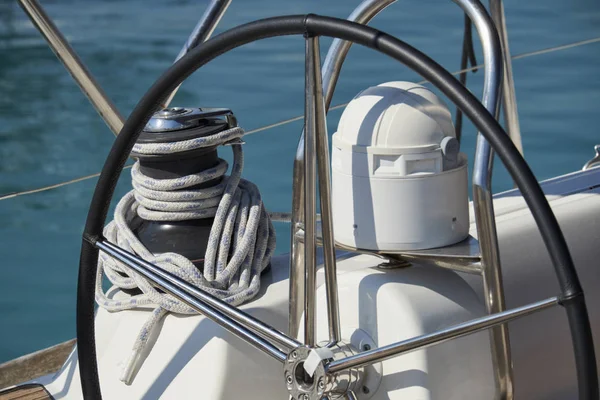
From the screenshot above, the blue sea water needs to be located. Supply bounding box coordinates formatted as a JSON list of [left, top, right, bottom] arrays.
[[0, 0, 599, 363]]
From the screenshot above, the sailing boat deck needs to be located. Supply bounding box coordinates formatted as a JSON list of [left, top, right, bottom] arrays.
[[0, 384, 52, 400]]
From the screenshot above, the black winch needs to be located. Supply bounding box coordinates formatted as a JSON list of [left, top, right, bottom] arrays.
[[131, 107, 238, 267]]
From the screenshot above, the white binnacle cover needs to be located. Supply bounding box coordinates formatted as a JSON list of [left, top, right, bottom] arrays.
[[331, 81, 469, 251]]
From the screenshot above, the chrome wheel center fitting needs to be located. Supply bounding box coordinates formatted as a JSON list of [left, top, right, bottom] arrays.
[[283, 343, 365, 400]]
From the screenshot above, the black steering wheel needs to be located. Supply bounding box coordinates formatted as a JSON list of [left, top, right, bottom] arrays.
[[77, 13, 598, 400]]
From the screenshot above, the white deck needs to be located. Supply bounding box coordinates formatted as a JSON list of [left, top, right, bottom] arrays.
[[14, 167, 600, 399]]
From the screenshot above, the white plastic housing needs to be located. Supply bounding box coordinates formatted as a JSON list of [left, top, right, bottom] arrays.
[[332, 81, 469, 251]]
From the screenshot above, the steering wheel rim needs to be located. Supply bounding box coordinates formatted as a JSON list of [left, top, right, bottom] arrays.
[[78, 14, 598, 399]]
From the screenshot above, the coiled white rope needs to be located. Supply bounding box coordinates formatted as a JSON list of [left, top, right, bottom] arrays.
[[95, 126, 276, 384]]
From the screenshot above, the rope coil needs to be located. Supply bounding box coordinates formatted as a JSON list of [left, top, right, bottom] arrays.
[[95, 126, 276, 384]]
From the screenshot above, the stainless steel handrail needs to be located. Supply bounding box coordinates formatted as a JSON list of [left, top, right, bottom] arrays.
[[583, 145, 600, 170], [321, 0, 397, 110], [161, 0, 232, 108], [489, 0, 523, 156], [289, 0, 513, 398], [17, 0, 125, 136], [465, 1, 514, 396], [18, 0, 231, 135]]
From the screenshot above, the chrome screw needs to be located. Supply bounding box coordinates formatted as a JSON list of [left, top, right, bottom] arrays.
[[286, 375, 293, 385], [318, 378, 325, 390], [292, 351, 298, 359]]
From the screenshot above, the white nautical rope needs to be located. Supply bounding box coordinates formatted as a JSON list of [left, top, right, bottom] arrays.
[[95, 126, 276, 384]]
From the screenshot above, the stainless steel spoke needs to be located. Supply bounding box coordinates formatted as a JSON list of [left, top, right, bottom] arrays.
[[327, 297, 558, 374], [289, 0, 396, 340], [96, 240, 294, 361], [302, 34, 341, 346], [311, 36, 342, 345], [303, 36, 319, 347]]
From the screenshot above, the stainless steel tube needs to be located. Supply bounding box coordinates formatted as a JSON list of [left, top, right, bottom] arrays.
[[327, 297, 558, 374], [17, 0, 125, 136], [345, 391, 359, 400], [288, 0, 396, 337], [312, 36, 342, 345], [289, 137, 306, 339], [475, 189, 514, 398], [489, 0, 523, 156], [461, 1, 513, 398], [583, 145, 600, 171], [19, 0, 232, 135], [97, 240, 297, 357], [161, 0, 232, 108], [303, 37, 319, 347], [321, 0, 397, 110]]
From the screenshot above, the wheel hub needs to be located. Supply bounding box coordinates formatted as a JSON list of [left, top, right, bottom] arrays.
[[284, 343, 364, 400]]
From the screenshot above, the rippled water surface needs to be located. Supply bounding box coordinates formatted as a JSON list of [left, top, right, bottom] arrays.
[[0, 0, 599, 362]]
